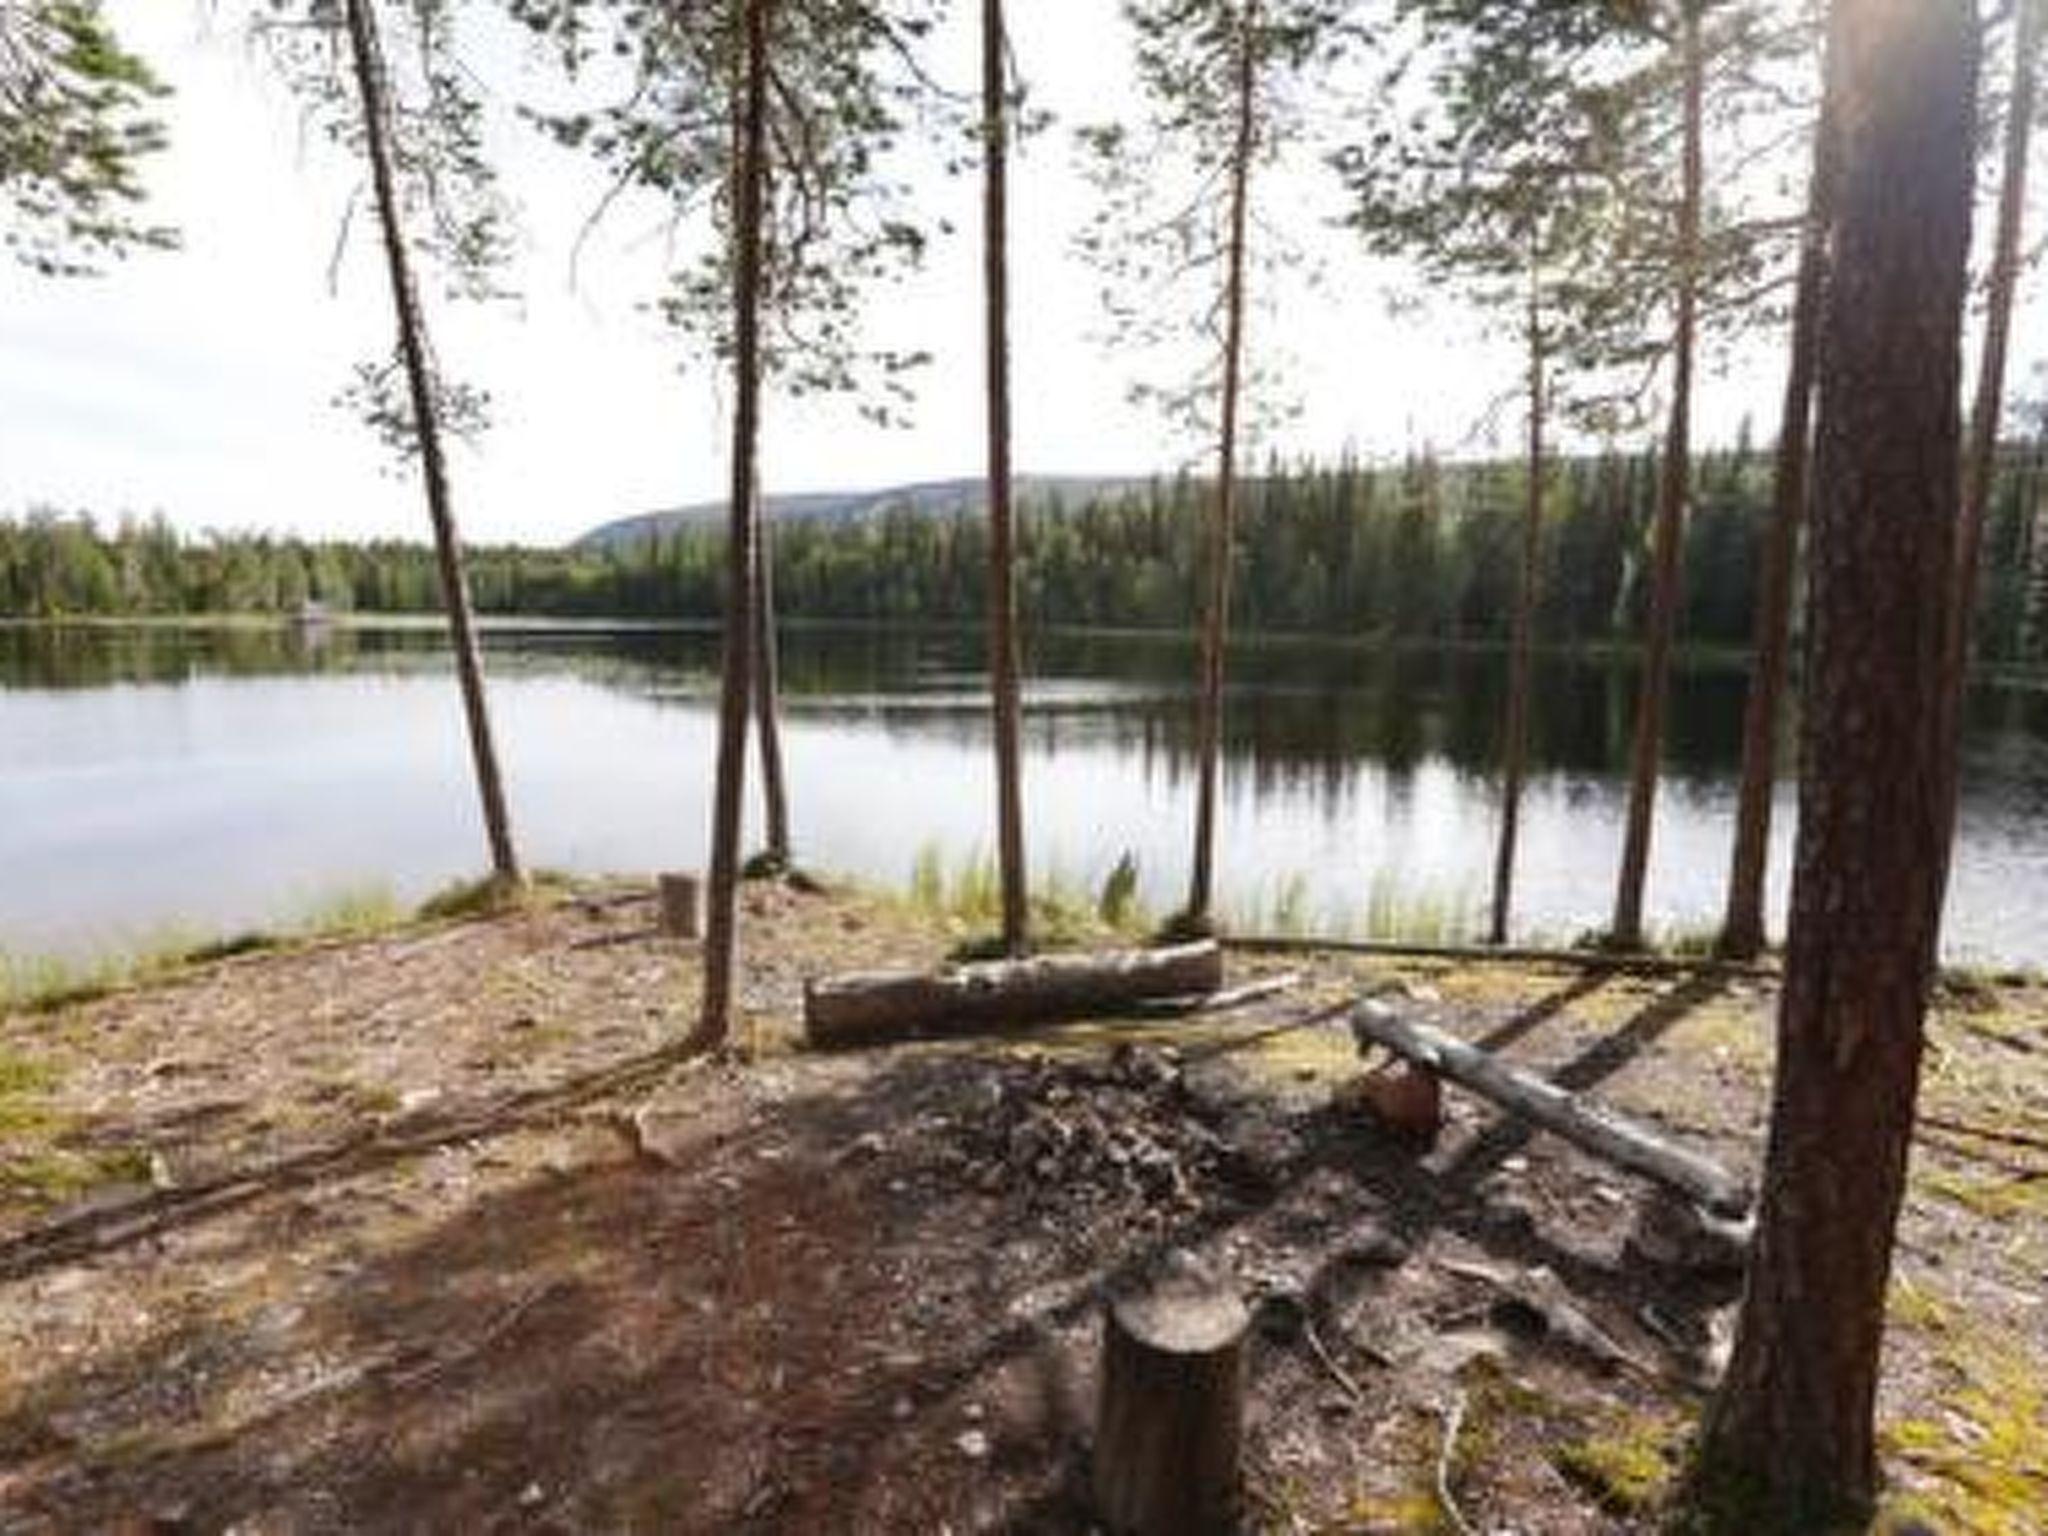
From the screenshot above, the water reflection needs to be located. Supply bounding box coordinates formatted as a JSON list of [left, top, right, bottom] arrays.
[[1, 620, 2043, 965]]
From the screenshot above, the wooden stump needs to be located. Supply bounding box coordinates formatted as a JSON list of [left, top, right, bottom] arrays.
[[657, 873, 702, 939], [1094, 1259, 1249, 1536]]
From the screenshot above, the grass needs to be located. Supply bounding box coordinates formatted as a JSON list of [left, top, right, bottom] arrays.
[[0, 873, 573, 1016], [904, 843, 1154, 959]]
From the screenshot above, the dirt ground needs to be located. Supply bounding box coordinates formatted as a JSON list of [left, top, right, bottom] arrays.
[[0, 878, 2043, 1534]]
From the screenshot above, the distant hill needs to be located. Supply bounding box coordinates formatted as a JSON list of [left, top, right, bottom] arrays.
[[572, 474, 1143, 552]]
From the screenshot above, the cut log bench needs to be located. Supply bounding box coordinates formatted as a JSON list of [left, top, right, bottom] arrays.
[[1348, 997, 1754, 1220], [803, 941, 1225, 1048], [1094, 1257, 1249, 1536], [656, 873, 702, 939]]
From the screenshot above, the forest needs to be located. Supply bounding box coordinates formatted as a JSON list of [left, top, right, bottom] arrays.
[[5, 0, 2048, 1530], [9, 440, 2048, 662]]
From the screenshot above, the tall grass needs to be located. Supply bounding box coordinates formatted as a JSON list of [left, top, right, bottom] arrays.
[[0, 881, 407, 1013], [903, 843, 1155, 955]]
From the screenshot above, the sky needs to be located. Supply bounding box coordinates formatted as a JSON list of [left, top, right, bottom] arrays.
[[0, 1, 2031, 549]]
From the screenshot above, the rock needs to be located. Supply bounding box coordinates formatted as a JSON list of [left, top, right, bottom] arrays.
[[838, 1131, 887, 1165], [1336, 1232, 1412, 1271], [955, 1428, 991, 1460], [1626, 1190, 1752, 1276]]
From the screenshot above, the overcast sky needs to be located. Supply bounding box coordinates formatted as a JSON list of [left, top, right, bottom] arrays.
[[1, 1, 2032, 550]]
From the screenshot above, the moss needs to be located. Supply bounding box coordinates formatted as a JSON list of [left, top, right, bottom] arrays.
[[1915, 1163, 2048, 1220], [1887, 1276, 1956, 1336], [0, 1049, 62, 1137], [1553, 1410, 1687, 1515], [1882, 1337, 2048, 1535], [1342, 1489, 1458, 1533], [0, 1145, 149, 1205]]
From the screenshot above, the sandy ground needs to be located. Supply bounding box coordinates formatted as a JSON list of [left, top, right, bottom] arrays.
[[0, 879, 2043, 1533]]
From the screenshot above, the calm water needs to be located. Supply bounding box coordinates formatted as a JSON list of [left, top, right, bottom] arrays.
[[2, 620, 2045, 964]]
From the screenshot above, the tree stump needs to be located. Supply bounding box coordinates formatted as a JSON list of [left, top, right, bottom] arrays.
[[1094, 1259, 1249, 1536], [657, 873, 702, 939]]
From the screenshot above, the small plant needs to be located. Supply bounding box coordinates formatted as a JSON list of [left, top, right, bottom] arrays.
[[1097, 852, 1140, 929]]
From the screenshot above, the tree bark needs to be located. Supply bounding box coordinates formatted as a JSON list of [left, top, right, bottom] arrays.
[[804, 940, 1222, 1048], [1093, 1262, 1248, 1536], [341, 0, 520, 887], [698, 0, 770, 1046], [1488, 273, 1545, 947], [1935, 0, 2041, 909], [751, 467, 791, 868], [1693, 1, 1977, 1523], [1717, 82, 1838, 961], [1183, 0, 1258, 930], [984, 0, 1029, 955], [1609, 0, 1703, 950]]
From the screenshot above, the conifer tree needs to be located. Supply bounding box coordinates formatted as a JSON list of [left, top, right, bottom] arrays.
[[1, 0, 173, 274]]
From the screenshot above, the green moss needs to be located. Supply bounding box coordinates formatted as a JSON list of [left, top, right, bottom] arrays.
[[1882, 1338, 2048, 1535], [0, 1048, 62, 1137], [1916, 1163, 2048, 1220], [1554, 1411, 1687, 1515], [0, 1145, 149, 1205], [1887, 1276, 1956, 1336]]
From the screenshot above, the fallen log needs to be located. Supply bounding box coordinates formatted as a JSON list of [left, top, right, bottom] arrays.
[[805, 941, 1223, 1048], [1348, 999, 1752, 1218], [1129, 970, 1300, 1018]]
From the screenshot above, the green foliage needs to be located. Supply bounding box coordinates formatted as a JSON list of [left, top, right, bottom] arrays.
[[253, 0, 515, 460], [11, 443, 2048, 663], [0, 0, 175, 273], [1077, 0, 1349, 445], [512, 0, 946, 420]]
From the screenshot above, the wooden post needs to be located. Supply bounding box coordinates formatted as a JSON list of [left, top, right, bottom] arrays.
[[658, 873, 702, 940], [1094, 1258, 1249, 1536]]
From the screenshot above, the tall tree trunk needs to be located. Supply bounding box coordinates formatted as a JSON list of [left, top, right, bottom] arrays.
[[984, 0, 1028, 955], [1935, 0, 2041, 907], [698, 0, 770, 1046], [1693, 1, 1977, 1524], [751, 469, 791, 868], [1184, 0, 1257, 930], [340, 0, 520, 887], [1609, 0, 1702, 950], [1487, 272, 1544, 947], [1716, 84, 1838, 961]]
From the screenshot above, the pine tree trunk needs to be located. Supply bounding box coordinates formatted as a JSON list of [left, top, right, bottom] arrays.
[[751, 468, 791, 868], [984, 0, 1028, 956], [1935, 0, 2041, 906], [341, 0, 520, 887], [1488, 280, 1544, 947], [344, 0, 520, 888], [1609, 1, 1702, 950], [1693, 2, 1977, 1524], [1184, 0, 1257, 930], [698, 0, 770, 1046], [1716, 86, 1837, 961]]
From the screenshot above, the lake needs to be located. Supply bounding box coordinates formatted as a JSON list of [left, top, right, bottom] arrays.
[[2, 619, 2045, 965]]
